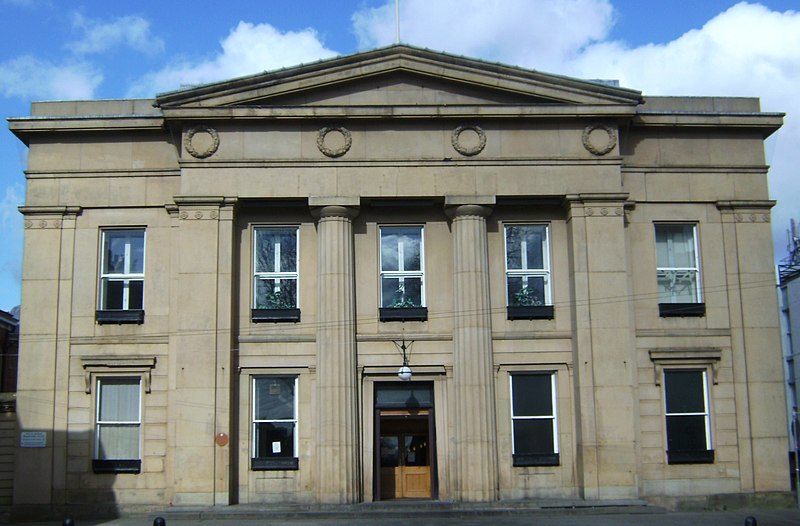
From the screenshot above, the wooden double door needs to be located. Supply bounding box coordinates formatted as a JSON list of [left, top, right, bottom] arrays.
[[378, 409, 433, 499]]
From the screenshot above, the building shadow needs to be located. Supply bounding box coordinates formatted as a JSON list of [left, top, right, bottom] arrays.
[[11, 427, 121, 522]]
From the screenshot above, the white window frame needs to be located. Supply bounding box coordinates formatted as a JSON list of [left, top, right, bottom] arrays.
[[509, 372, 559, 456], [99, 229, 145, 310], [379, 225, 426, 308], [504, 224, 551, 306], [655, 223, 702, 303], [253, 226, 300, 309], [251, 376, 299, 460], [663, 368, 712, 452], [94, 376, 142, 461]]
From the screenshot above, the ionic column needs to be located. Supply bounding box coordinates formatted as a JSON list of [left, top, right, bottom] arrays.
[[313, 204, 360, 503], [447, 200, 498, 502]]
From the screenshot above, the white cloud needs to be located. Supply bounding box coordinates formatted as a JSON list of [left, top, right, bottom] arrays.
[[67, 13, 165, 55], [563, 2, 800, 260], [0, 55, 102, 99], [351, 0, 800, 259], [352, 0, 615, 72], [0, 183, 24, 230], [127, 21, 338, 97]]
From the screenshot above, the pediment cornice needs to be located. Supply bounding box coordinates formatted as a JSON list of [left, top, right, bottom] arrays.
[[154, 45, 643, 109]]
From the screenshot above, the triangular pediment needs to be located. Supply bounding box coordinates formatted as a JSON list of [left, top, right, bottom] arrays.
[[155, 45, 642, 109]]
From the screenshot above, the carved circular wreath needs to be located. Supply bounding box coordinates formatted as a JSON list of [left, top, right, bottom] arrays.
[[184, 125, 220, 159], [581, 123, 617, 156], [317, 126, 352, 158], [451, 124, 486, 156]]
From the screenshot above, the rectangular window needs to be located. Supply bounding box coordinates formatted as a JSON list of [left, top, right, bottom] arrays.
[[253, 227, 300, 322], [505, 224, 553, 320], [510, 373, 559, 466], [97, 229, 145, 323], [94, 377, 141, 473], [252, 376, 298, 470], [664, 369, 714, 464], [379, 226, 427, 321], [655, 224, 704, 316]]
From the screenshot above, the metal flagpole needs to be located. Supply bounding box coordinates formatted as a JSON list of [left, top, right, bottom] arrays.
[[395, 0, 400, 44]]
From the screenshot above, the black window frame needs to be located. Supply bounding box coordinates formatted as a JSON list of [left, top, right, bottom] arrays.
[[664, 368, 714, 464], [510, 372, 560, 467], [251, 376, 299, 471]]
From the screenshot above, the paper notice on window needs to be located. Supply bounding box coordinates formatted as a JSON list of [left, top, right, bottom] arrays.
[[272, 441, 281, 454]]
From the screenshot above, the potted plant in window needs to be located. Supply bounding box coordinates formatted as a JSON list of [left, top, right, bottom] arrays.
[[512, 286, 543, 307], [380, 286, 428, 321], [507, 286, 553, 320], [252, 288, 301, 323]]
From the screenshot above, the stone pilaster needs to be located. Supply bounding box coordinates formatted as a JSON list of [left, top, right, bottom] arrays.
[[447, 200, 498, 502], [565, 196, 637, 500], [313, 203, 360, 503], [14, 207, 80, 508], [169, 196, 236, 506], [717, 201, 787, 492]]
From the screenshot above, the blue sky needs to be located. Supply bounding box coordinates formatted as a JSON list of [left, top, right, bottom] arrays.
[[1, 0, 799, 311]]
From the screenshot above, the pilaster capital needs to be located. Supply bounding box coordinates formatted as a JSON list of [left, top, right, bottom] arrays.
[[171, 196, 237, 221], [716, 200, 775, 223], [19, 206, 81, 229], [564, 194, 631, 221]]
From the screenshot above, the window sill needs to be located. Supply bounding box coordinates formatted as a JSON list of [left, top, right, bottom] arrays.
[[659, 303, 705, 317], [379, 307, 428, 322], [507, 306, 554, 320], [95, 310, 145, 324], [93, 459, 141, 474], [251, 457, 299, 471], [667, 450, 714, 464], [513, 453, 560, 467], [252, 308, 301, 323]]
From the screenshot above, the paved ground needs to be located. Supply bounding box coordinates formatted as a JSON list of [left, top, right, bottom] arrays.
[[9, 507, 800, 526]]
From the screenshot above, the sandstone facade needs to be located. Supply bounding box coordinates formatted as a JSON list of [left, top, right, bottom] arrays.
[[8, 46, 788, 512]]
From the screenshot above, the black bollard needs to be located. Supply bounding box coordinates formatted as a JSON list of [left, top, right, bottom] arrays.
[[153, 517, 166, 526], [744, 517, 757, 526], [63, 519, 74, 526]]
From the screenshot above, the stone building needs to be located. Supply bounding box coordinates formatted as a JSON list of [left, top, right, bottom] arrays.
[[8, 46, 789, 513], [779, 222, 800, 491]]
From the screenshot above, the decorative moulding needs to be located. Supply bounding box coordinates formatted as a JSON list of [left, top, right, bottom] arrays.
[[184, 125, 220, 159], [82, 355, 157, 394], [581, 123, 617, 156], [317, 126, 352, 158], [648, 348, 721, 385], [451, 124, 486, 156]]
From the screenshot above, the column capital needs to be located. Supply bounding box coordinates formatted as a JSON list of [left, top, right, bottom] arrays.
[[445, 204, 493, 219], [311, 205, 360, 220]]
